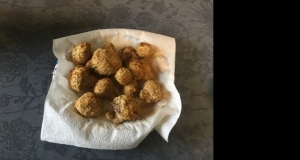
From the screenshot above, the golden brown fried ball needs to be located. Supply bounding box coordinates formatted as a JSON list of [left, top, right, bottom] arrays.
[[93, 77, 115, 98], [118, 46, 138, 63], [114, 67, 132, 85], [136, 42, 153, 58], [68, 65, 98, 92], [73, 92, 102, 118], [71, 42, 92, 65], [111, 95, 141, 124], [90, 46, 122, 76], [123, 80, 139, 97], [139, 80, 162, 103], [126, 59, 144, 80], [141, 58, 155, 81]]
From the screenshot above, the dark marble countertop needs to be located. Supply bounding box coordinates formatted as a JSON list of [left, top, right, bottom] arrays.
[[0, 0, 213, 159]]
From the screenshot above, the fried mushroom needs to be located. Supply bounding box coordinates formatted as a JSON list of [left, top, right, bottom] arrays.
[[68, 65, 98, 92], [141, 58, 155, 81], [136, 42, 153, 58], [123, 80, 139, 97], [126, 59, 144, 80], [90, 47, 122, 76], [93, 77, 115, 98], [111, 95, 141, 124], [118, 46, 139, 63], [114, 67, 132, 85], [139, 80, 162, 103], [71, 42, 92, 65], [73, 92, 102, 118]]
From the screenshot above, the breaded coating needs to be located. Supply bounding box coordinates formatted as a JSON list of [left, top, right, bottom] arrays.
[[90, 47, 122, 76], [93, 78, 115, 98], [118, 46, 138, 63], [105, 110, 115, 120], [73, 92, 102, 118], [126, 59, 144, 80], [114, 67, 132, 85], [85, 59, 93, 69], [123, 80, 139, 97], [102, 41, 117, 53], [139, 80, 162, 103], [111, 95, 141, 124], [86, 59, 103, 77], [71, 42, 92, 65], [68, 65, 98, 92], [141, 58, 155, 81], [136, 42, 153, 58]]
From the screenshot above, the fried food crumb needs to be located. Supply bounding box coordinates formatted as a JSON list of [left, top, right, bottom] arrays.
[[105, 110, 116, 120]]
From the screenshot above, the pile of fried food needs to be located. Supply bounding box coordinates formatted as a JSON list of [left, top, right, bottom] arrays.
[[68, 41, 163, 124]]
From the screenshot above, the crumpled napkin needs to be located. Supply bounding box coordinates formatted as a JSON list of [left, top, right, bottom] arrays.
[[40, 29, 181, 150]]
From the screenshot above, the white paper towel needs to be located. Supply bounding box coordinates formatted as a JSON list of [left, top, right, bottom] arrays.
[[40, 28, 182, 150]]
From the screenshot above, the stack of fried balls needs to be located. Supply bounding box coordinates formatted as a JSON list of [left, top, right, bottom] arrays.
[[68, 41, 163, 124]]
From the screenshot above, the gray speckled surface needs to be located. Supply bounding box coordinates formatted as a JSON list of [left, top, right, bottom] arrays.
[[0, 0, 213, 159]]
